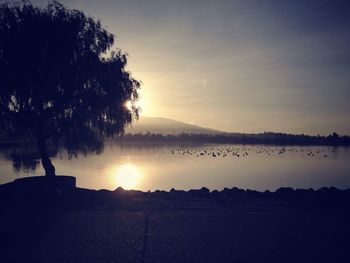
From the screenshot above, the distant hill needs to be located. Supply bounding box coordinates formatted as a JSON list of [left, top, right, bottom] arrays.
[[125, 116, 224, 135]]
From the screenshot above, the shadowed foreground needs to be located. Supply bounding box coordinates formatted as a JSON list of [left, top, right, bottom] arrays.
[[0, 180, 349, 263]]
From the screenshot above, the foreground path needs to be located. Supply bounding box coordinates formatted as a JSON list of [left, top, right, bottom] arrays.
[[1, 208, 349, 263]]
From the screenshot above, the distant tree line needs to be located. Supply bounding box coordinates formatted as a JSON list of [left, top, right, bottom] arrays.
[[1, 131, 349, 147], [116, 132, 350, 146]]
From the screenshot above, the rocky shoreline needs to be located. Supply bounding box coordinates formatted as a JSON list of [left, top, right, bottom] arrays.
[[1, 177, 349, 212]]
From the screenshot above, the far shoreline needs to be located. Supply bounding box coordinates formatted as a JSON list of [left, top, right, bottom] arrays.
[[1, 130, 350, 148]]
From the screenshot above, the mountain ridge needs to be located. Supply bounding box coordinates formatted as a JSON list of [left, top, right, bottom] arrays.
[[125, 116, 224, 135]]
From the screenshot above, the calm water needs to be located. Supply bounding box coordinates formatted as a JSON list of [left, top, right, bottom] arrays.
[[0, 144, 349, 191]]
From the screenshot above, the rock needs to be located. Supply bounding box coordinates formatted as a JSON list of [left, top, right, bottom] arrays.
[[188, 187, 210, 197]]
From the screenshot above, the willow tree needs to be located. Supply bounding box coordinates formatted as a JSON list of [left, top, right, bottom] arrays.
[[0, 1, 140, 176]]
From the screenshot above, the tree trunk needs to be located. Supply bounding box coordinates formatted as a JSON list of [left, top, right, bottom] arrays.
[[37, 134, 56, 177]]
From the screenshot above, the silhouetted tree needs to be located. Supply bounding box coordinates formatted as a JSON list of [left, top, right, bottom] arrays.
[[0, 1, 140, 176]]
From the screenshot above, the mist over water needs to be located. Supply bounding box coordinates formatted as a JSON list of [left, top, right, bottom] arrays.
[[1, 144, 349, 191]]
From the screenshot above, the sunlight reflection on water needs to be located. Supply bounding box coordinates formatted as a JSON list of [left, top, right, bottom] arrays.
[[108, 163, 144, 190]]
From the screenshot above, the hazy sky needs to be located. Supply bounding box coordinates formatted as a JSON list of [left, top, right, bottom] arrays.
[[31, 0, 350, 135]]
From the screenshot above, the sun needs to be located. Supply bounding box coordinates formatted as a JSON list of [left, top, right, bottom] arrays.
[[124, 100, 133, 111], [123, 81, 156, 117]]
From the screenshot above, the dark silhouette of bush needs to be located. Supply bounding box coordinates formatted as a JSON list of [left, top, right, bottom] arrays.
[[0, 1, 140, 176]]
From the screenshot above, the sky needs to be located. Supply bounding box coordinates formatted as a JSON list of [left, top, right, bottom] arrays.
[[30, 0, 350, 135]]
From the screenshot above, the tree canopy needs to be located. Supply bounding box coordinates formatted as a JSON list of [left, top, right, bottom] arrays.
[[0, 1, 140, 176]]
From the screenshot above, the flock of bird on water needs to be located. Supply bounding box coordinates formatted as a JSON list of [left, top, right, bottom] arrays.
[[149, 146, 336, 158]]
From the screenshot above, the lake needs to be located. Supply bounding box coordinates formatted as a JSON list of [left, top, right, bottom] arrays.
[[0, 144, 349, 191]]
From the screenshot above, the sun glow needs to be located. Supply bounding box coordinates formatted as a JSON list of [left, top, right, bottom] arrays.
[[124, 100, 133, 111], [111, 163, 143, 190], [122, 76, 157, 117], [134, 84, 154, 117], [124, 98, 146, 115]]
